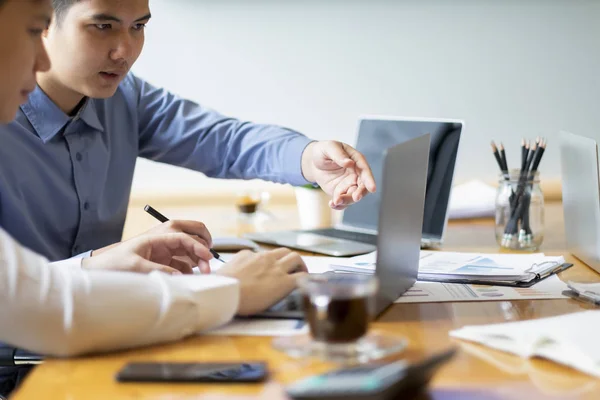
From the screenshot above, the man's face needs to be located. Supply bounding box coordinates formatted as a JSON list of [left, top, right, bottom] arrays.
[[43, 0, 150, 99], [0, 0, 52, 122]]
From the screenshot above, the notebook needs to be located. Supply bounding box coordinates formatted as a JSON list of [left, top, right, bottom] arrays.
[[449, 311, 600, 378], [330, 251, 572, 287]]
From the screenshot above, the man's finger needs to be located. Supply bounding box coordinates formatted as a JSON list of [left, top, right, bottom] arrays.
[[329, 193, 357, 210], [197, 261, 211, 274], [346, 185, 358, 196], [352, 183, 368, 202], [332, 174, 358, 206], [168, 245, 205, 265], [269, 247, 294, 259], [169, 258, 194, 274], [137, 258, 183, 275], [329, 199, 349, 210], [161, 233, 213, 261], [344, 146, 377, 193], [278, 252, 308, 273], [167, 220, 214, 247], [291, 271, 309, 282], [347, 183, 363, 202], [333, 190, 358, 208], [325, 142, 355, 168]]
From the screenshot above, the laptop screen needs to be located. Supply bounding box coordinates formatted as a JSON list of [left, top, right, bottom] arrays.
[[560, 131, 600, 272], [342, 118, 462, 239]]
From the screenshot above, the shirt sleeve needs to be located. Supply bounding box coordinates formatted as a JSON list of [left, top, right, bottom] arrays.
[[0, 228, 240, 357], [67, 250, 92, 261], [130, 74, 313, 186]]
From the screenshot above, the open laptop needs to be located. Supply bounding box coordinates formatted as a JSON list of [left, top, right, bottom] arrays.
[[559, 131, 600, 273], [255, 134, 430, 319], [245, 116, 462, 256]]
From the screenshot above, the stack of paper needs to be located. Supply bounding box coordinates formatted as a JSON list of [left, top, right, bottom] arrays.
[[447, 180, 497, 219], [417, 251, 566, 283], [450, 311, 600, 378], [330, 251, 568, 285]]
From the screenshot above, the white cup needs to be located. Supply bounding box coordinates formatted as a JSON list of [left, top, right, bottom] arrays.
[[294, 187, 333, 229]]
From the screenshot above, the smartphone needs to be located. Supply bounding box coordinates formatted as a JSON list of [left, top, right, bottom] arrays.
[[116, 361, 268, 383]]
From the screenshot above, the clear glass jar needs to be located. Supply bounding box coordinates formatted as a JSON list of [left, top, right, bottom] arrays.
[[495, 169, 544, 251]]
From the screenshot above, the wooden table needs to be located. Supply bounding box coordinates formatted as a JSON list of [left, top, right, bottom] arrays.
[[14, 202, 600, 400]]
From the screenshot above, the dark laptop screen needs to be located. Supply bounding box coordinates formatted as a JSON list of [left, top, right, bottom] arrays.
[[342, 118, 462, 239]]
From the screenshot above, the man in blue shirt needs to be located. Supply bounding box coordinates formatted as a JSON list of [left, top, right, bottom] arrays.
[[0, 0, 376, 262]]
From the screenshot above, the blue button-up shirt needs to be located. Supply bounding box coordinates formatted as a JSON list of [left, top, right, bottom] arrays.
[[0, 73, 311, 261]]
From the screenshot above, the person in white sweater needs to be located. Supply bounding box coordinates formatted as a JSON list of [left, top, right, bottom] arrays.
[[0, 0, 308, 395]]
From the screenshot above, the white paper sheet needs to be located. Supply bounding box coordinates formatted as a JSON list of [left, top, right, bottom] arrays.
[[205, 318, 308, 336], [395, 274, 568, 303], [204, 254, 334, 274], [301, 256, 335, 274], [450, 311, 600, 378]]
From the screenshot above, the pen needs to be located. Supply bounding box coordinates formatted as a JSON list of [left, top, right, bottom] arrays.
[[562, 290, 600, 307], [0, 348, 43, 366], [143, 204, 225, 263]]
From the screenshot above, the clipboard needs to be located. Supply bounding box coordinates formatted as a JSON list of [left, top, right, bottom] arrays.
[[331, 262, 573, 288], [417, 262, 574, 288]]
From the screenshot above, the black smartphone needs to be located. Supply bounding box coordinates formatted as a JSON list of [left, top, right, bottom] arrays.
[[115, 361, 268, 383]]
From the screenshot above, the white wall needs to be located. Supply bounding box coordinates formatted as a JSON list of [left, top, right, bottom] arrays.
[[131, 0, 600, 192]]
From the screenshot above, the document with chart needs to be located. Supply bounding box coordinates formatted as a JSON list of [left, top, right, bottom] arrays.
[[395, 275, 568, 303], [330, 251, 571, 287]]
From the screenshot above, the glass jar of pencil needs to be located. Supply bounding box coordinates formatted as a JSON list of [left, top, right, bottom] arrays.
[[495, 169, 544, 251]]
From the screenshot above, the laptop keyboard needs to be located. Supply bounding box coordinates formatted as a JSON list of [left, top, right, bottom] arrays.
[[269, 290, 303, 312], [304, 228, 378, 245]]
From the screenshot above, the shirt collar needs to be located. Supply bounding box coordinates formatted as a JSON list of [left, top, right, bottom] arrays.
[[20, 86, 105, 143], [77, 98, 105, 134]]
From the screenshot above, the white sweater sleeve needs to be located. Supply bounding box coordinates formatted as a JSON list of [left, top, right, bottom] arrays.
[[0, 228, 240, 357]]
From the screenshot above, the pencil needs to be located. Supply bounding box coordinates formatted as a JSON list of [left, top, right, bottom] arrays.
[[491, 141, 506, 178], [530, 138, 546, 173], [499, 142, 508, 173], [524, 141, 537, 175], [520, 138, 528, 173]]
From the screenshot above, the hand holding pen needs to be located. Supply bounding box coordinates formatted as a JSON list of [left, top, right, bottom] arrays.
[[143, 205, 225, 273]]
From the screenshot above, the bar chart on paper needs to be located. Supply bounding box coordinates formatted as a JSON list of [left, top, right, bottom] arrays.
[[395, 275, 568, 303]]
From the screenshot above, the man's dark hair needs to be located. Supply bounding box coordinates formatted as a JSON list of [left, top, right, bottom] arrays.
[[0, 0, 56, 10], [53, 0, 79, 23]]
